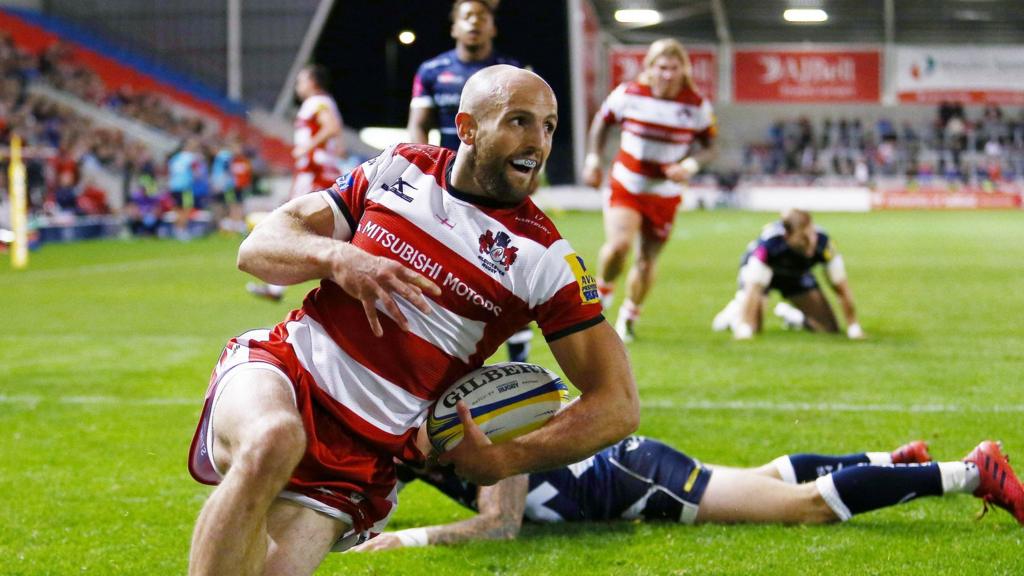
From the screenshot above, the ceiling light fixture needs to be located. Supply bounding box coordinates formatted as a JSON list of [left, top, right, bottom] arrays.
[[615, 9, 663, 25], [783, 8, 828, 23]]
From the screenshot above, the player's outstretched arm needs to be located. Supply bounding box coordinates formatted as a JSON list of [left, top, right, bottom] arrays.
[[734, 283, 763, 340], [238, 193, 440, 335], [824, 253, 863, 338], [350, 476, 529, 552], [439, 321, 639, 485], [831, 280, 864, 338]]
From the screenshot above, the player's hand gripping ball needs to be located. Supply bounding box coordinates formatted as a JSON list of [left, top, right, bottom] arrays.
[[427, 362, 569, 452]]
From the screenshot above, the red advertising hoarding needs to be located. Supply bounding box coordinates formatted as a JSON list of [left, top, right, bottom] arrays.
[[609, 45, 716, 101], [733, 49, 881, 103]]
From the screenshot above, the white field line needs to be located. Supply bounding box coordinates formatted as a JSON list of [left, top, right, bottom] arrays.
[[3, 254, 220, 282], [2, 395, 1023, 413], [642, 399, 1024, 413]]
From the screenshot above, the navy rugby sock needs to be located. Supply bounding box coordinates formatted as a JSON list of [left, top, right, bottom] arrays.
[[782, 452, 874, 483], [817, 463, 943, 519]]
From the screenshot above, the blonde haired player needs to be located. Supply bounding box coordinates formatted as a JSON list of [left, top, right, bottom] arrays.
[[583, 39, 717, 342]]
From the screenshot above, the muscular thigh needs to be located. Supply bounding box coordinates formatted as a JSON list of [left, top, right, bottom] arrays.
[[603, 206, 642, 247], [264, 499, 348, 576], [210, 365, 300, 474]]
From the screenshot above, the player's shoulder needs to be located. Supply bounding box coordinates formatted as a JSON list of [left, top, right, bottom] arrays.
[[621, 81, 651, 97], [392, 143, 453, 169], [676, 84, 708, 106], [492, 52, 523, 68], [418, 50, 457, 74], [495, 199, 566, 249], [759, 220, 786, 241]]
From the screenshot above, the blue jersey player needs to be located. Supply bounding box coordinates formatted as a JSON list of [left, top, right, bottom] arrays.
[[408, 0, 531, 363], [712, 209, 864, 340], [407, 0, 522, 151], [351, 437, 1024, 550]]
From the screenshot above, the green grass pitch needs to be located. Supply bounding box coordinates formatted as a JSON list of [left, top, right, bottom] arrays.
[[2, 210, 1022, 575]]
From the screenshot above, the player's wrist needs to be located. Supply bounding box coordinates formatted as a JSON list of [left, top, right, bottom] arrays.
[[393, 528, 429, 548], [680, 157, 700, 175], [846, 322, 863, 339], [733, 322, 753, 340], [584, 152, 601, 169]]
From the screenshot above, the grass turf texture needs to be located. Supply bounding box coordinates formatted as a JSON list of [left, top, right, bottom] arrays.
[[1, 210, 1022, 575]]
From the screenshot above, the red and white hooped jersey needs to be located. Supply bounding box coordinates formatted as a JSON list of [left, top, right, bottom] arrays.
[[296, 143, 603, 459], [599, 81, 716, 198], [294, 93, 342, 178]]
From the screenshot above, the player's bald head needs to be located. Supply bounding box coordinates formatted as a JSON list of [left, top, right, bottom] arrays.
[[459, 65, 555, 120]]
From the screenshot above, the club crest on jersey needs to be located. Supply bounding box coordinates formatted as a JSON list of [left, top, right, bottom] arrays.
[[381, 177, 416, 202], [478, 229, 518, 275]]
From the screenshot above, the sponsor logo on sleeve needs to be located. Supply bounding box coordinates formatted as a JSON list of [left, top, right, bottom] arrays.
[[564, 253, 599, 304]]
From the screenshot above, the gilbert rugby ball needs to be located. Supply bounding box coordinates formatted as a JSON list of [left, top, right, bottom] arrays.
[[427, 362, 569, 452]]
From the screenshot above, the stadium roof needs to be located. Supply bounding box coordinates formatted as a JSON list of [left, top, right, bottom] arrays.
[[593, 0, 1024, 45]]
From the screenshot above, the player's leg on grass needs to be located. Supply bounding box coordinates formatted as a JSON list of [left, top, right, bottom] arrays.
[[263, 499, 346, 575], [618, 233, 667, 340], [749, 440, 933, 480], [702, 457, 978, 524], [697, 467, 836, 523], [597, 206, 641, 310], [788, 288, 839, 333], [189, 368, 334, 575]]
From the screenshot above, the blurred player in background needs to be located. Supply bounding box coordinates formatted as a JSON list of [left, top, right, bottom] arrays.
[[583, 39, 717, 343], [167, 137, 212, 241], [248, 63, 345, 301], [187, 66, 638, 575], [407, 0, 533, 362], [712, 208, 864, 340], [353, 438, 1024, 550]]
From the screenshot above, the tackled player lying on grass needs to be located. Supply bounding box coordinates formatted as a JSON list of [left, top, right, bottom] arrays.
[[352, 438, 1023, 550]]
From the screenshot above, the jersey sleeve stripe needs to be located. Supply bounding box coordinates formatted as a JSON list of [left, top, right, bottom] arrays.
[[325, 186, 357, 233], [543, 314, 605, 343]]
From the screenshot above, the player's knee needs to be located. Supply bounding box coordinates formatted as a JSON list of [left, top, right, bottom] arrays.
[[604, 238, 631, 260], [634, 256, 656, 279], [237, 414, 306, 481], [802, 486, 840, 524]]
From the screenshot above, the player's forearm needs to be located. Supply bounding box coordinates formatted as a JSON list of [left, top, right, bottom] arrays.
[[237, 210, 344, 285], [406, 108, 432, 144], [689, 140, 717, 167], [836, 285, 858, 325], [425, 513, 520, 546], [740, 287, 762, 329], [497, 391, 637, 477], [585, 117, 610, 163]]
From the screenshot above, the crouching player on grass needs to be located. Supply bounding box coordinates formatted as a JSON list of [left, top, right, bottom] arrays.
[[712, 208, 865, 340], [352, 438, 1024, 550]]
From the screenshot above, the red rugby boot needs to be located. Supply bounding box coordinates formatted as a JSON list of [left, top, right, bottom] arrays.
[[963, 440, 1024, 525], [891, 440, 932, 464]]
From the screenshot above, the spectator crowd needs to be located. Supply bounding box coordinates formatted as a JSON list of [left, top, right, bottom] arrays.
[[0, 31, 264, 239], [744, 102, 1024, 187]]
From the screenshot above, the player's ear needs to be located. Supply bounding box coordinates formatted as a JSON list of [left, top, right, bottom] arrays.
[[455, 111, 477, 145]]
